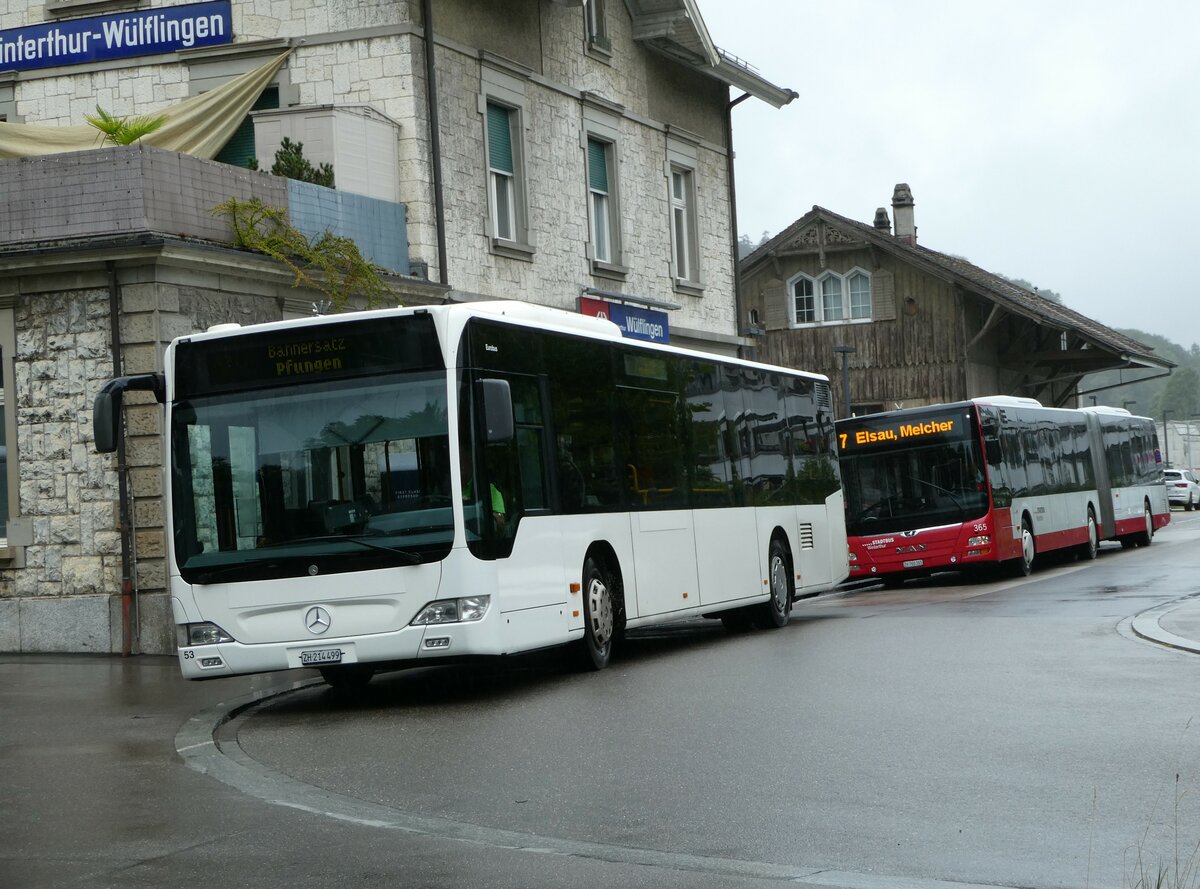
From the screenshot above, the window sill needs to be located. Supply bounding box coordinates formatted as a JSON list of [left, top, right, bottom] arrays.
[[45, 0, 142, 16], [490, 238, 535, 262], [672, 279, 705, 298], [590, 259, 629, 281], [789, 317, 874, 330], [585, 37, 613, 64]]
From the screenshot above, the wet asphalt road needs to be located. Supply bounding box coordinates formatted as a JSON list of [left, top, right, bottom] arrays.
[[4, 514, 1200, 889]]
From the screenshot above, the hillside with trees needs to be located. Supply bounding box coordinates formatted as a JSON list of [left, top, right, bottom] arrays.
[[1081, 329, 1199, 419]]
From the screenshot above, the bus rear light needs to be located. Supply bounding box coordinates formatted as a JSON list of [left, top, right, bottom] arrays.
[[968, 535, 991, 547], [411, 595, 491, 626]]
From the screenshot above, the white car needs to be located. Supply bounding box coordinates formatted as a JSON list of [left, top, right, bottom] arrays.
[[1163, 469, 1200, 510]]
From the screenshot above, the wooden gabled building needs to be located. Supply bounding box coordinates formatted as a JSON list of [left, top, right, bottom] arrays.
[[739, 184, 1172, 415]]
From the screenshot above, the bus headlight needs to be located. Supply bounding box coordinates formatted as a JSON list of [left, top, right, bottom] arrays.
[[847, 549, 858, 563], [411, 596, 491, 626], [968, 535, 991, 547], [186, 622, 236, 645]]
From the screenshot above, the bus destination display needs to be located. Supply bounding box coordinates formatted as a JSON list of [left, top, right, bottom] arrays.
[[175, 315, 442, 398], [838, 415, 961, 452]]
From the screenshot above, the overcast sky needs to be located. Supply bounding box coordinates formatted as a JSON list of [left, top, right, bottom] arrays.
[[700, 1, 1200, 351]]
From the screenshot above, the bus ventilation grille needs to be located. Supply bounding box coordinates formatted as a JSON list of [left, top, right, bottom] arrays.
[[799, 523, 815, 549], [816, 382, 832, 412]]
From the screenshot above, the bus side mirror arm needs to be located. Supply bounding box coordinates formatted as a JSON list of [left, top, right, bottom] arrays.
[[94, 373, 165, 454], [478, 378, 514, 444]]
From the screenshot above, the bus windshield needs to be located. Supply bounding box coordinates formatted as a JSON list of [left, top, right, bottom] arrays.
[[171, 371, 453, 583], [840, 408, 989, 536]]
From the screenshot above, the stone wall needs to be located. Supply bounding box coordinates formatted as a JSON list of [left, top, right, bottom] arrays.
[[0, 251, 314, 655]]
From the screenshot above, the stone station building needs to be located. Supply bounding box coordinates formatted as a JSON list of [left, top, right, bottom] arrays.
[[0, 0, 792, 654]]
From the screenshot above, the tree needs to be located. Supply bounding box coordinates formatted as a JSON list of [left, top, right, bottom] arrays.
[[253, 137, 335, 188], [1003, 276, 1063, 304], [1152, 365, 1200, 418], [737, 229, 772, 260]]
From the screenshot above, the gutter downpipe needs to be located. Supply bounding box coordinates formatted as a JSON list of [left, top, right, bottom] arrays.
[[422, 0, 450, 288], [107, 261, 137, 657], [726, 92, 750, 358]]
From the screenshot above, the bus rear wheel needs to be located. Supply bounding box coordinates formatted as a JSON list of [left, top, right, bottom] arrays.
[[1135, 505, 1154, 547], [752, 539, 793, 629], [579, 556, 616, 670], [1077, 509, 1099, 561]]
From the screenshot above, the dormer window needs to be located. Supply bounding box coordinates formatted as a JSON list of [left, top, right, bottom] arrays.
[[790, 269, 872, 327]]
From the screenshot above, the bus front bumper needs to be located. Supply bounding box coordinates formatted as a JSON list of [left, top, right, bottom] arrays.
[[176, 617, 504, 680]]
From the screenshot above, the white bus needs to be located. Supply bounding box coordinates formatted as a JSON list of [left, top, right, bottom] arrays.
[[95, 302, 848, 687]]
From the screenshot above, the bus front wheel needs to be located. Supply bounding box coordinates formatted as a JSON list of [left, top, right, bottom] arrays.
[[320, 664, 375, 690], [752, 538, 793, 629], [580, 556, 617, 670], [1013, 519, 1035, 576]]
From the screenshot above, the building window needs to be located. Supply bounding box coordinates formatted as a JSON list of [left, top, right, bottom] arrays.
[[670, 165, 698, 285], [820, 275, 843, 322], [794, 277, 815, 324], [0, 308, 15, 548], [848, 271, 872, 319], [587, 137, 615, 264], [585, 0, 611, 52], [790, 269, 872, 326], [486, 102, 519, 242], [215, 86, 278, 169]]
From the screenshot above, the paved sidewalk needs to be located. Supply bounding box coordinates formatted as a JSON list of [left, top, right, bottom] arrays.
[[1131, 593, 1200, 654]]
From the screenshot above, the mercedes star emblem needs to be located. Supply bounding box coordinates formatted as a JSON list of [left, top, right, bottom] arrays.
[[305, 606, 332, 635]]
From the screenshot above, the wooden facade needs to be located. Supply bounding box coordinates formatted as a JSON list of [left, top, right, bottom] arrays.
[[740, 201, 1170, 416]]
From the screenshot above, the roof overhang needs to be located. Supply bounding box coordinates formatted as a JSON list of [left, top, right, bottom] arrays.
[[624, 0, 797, 108]]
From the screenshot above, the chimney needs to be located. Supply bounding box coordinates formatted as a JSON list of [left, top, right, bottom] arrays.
[[892, 183, 916, 245], [873, 207, 891, 234]]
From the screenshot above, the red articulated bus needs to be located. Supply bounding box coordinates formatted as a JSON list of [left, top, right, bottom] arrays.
[[836, 397, 1170, 584]]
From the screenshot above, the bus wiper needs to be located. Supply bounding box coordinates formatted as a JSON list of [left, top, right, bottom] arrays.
[[270, 534, 423, 564], [910, 477, 962, 509], [187, 560, 286, 583]]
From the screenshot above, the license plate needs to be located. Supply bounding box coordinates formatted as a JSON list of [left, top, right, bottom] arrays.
[[902, 559, 924, 569], [300, 648, 343, 665]]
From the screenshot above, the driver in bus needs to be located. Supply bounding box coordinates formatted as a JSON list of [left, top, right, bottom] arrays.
[[461, 451, 507, 529]]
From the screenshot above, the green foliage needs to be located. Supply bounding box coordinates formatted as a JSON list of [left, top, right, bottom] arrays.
[[269, 137, 335, 187], [1083, 328, 1196, 418], [211, 196, 395, 309], [1124, 772, 1200, 889], [1002, 275, 1063, 304], [84, 105, 167, 146]]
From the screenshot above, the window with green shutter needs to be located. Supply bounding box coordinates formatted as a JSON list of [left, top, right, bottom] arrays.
[[486, 103, 517, 240], [587, 138, 613, 264], [487, 103, 514, 175], [215, 86, 279, 169]]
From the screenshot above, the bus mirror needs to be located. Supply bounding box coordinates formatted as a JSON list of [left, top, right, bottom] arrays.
[[93, 373, 166, 454], [984, 438, 1001, 464], [479, 378, 514, 443]]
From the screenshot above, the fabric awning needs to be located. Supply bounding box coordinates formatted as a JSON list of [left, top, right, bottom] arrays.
[[0, 48, 292, 159]]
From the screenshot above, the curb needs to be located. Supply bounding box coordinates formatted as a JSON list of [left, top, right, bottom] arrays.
[[1130, 594, 1200, 655]]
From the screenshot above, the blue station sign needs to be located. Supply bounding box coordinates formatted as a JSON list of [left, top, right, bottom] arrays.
[[0, 0, 232, 73], [579, 296, 670, 344]]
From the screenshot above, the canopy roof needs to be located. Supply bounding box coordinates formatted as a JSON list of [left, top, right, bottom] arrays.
[[0, 49, 291, 159]]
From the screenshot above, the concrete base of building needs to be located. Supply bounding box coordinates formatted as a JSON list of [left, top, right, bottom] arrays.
[[0, 593, 175, 655]]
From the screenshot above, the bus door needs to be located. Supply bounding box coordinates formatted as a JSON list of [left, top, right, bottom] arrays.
[[617, 353, 699, 619], [463, 370, 561, 615]]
